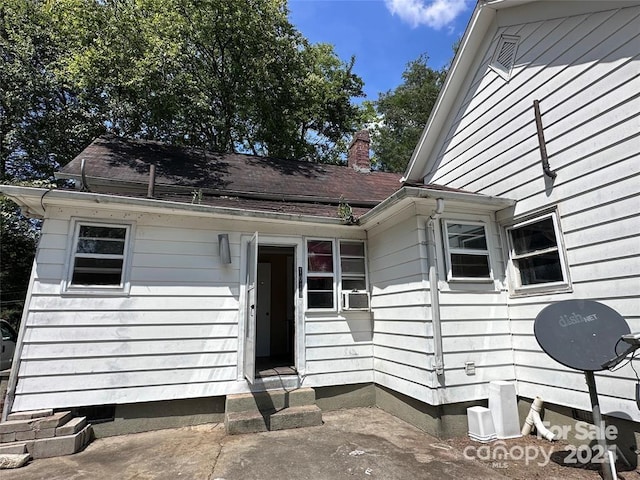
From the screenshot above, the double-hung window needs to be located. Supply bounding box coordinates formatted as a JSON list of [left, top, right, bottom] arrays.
[[444, 221, 492, 280], [506, 213, 569, 292], [306, 239, 368, 310], [306, 240, 335, 309], [340, 241, 369, 310], [339, 241, 366, 291], [66, 221, 132, 292]]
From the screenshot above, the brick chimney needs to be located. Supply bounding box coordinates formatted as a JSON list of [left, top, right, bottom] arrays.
[[348, 130, 371, 173]]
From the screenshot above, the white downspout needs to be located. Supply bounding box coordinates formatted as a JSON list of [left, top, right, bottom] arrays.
[[426, 199, 445, 376]]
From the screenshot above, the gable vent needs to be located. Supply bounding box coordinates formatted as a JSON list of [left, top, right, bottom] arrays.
[[491, 35, 519, 79]]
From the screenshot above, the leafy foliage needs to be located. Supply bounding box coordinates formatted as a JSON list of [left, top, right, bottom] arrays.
[[0, 197, 38, 328], [43, 0, 366, 162], [1, 0, 370, 325], [370, 53, 447, 173], [0, 0, 105, 181]]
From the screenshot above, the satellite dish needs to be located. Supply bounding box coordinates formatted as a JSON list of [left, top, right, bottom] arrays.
[[534, 299, 630, 372]]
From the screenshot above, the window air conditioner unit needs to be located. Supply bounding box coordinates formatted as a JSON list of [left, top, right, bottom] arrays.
[[342, 291, 370, 311]]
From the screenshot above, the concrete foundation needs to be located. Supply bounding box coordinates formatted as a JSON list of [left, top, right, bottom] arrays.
[[315, 383, 376, 411], [374, 385, 485, 439], [517, 397, 639, 468], [72, 382, 639, 470], [92, 396, 225, 438]]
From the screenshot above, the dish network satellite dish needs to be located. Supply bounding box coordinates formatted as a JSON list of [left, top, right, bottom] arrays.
[[534, 299, 638, 480], [534, 299, 630, 371]]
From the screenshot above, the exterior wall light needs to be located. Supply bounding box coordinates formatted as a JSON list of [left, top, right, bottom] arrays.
[[218, 234, 231, 264]]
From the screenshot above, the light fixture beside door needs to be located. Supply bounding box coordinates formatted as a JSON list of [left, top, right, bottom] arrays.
[[218, 234, 231, 264]]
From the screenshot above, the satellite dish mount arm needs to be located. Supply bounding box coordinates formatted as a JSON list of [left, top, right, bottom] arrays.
[[601, 333, 640, 370]]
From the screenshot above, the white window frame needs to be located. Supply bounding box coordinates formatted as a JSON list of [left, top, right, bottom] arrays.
[[443, 220, 493, 282], [304, 238, 370, 312], [338, 240, 369, 311], [63, 220, 134, 295], [505, 211, 571, 296], [305, 238, 337, 311]]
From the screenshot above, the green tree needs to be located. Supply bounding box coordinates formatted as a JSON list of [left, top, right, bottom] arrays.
[[370, 53, 446, 173], [1, 0, 369, 324], [49, 0, 366, 162], [0, 197, 39, 329], [0, 0, 104, 182], [0, 1, 98, 325]]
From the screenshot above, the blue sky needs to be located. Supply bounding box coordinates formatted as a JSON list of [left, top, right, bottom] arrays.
[[288, 0, 475, 101]]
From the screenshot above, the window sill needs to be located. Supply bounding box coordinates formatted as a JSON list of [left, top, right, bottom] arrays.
[[509, 283, 572, 298], [306, 308, 339, 315], [62, 287, 131, 297], [447, 277, 495, 284]]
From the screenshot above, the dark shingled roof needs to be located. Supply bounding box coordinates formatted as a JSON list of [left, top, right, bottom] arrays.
[[56, 136, 472, 219]]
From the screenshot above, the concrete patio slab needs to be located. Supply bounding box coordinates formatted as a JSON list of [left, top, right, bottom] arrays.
[[2, 407, 506, 480]]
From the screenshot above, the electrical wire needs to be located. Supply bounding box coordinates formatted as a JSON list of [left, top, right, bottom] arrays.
[[630, 350, 640, 382], [608, 338, 639, 372], [40, 187, 53, 213]]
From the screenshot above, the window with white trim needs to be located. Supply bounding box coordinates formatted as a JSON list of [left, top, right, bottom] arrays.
[[506, 213, 569, 291], [306, 239, 368, 310], [306, 239, 335, 309], [339, 241, 366, 291], [67, 222, 132, 291], [444, 222, 492, 280]]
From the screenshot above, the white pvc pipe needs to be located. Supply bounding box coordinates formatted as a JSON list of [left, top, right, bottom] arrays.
[[521, 396, 556, 441]]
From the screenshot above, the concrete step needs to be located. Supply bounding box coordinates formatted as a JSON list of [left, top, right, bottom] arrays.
[[225, 404, 323, 435], [225, 387, 316, 414], [0, 442, 27, 455], [56, 416, 87, 437], [0, 411, 72, 439], [7, 409, 53, 421], [270, 405, 322, 431], [225, 411, 269, 435], [0, 424, 93, 459]]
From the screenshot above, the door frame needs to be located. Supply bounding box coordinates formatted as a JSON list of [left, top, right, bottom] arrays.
[[238, 235, 305, 383]]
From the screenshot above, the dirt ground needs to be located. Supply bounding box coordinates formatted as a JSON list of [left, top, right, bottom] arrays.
[[445, 434, 639, 480]]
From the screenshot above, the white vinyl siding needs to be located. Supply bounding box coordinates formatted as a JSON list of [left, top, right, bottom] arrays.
[[14, 212, 242, 411], [367, 205, 513, 405], [368, 207, 434, 404], [304, 238, 373, 386], [424, 4, 640, 420], [14, 205, 374, 411]]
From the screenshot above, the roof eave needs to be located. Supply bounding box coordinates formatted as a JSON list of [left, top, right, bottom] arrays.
[[359, 186, 515, 226], [402, 2, 493, 183], [0, 185, 353, 227], [402, 0, 537, 183], [56, 172, 391, 208]]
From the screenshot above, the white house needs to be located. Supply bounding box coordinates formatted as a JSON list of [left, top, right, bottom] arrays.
[[1, 0, 638, 454], [402, 0, 640, 426]]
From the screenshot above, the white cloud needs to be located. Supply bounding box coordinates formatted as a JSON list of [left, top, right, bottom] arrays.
[[385, 0, 469, 30]]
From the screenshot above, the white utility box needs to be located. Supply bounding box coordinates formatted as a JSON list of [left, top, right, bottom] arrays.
[[467, 406, 497, 443], [488, 380, 521, 439]]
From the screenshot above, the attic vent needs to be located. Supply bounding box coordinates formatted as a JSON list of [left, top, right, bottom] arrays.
[[491, 35, 519, 79]]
